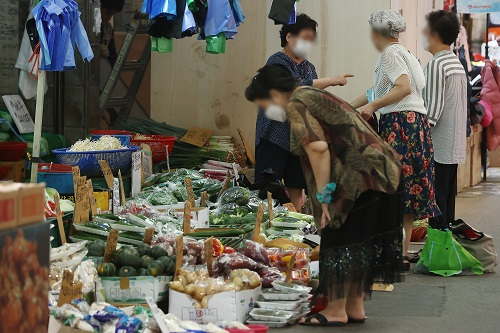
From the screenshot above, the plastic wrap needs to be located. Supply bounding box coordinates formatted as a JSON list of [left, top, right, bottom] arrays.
[[219, 186, 251, 206], [237, 240, 271, 266]]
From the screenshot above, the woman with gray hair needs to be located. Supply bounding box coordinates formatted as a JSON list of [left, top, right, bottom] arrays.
[[352, 10, 440, 271]]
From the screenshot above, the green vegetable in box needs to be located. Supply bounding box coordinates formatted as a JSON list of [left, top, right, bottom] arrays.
[[118, 266, 138, 277], [139, 268, 148, 276], [97, 263, 117, 277], [137, 243, 151, 256], [151, 245, 169, 259], [158, 256, 175, 275], [147, 260, 164, 277], [87, 240, 106, 256], [148, 191, 177, 206], [0, 110, 13, 132], [0, 132, 10, 142], [220, 186, 251, 206], [118, 252, 142, 269], [141, 255, 154, 268], [170, 182, 189, 202]]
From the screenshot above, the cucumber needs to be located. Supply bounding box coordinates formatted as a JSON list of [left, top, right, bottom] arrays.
[[184, 229, 246, 238]]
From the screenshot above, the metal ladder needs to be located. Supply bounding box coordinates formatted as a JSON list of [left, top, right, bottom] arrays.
[[99, 14, 151, 125]]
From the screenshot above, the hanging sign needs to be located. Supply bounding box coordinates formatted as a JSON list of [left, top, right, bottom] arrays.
[[457, 0, 500, 13], [2, 95, 35, 133], [180, 127, 213, 147]]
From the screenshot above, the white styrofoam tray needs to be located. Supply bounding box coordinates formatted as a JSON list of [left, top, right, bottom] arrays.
[[260, 289, 302, 301], [249, 309, 294, 323]]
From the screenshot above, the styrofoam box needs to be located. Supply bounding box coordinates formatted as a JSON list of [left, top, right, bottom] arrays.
[[169, 286, 261, 323], [99, 276, 172, 303]]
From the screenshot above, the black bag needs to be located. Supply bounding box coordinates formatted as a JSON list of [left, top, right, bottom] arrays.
[[469, 97, 485, 126]]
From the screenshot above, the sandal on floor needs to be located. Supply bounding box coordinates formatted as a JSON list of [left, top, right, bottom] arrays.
[[403, 256, 411, 271], [348, 317, 367, 324], [300, 313, 347, 327], [408, 250, 422, 263]]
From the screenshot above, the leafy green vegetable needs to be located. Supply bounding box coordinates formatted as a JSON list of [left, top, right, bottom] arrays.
[[148, 191, 177, 206]]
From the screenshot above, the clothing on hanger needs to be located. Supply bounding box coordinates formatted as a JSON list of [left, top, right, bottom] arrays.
[[205, 0, 237, 39], [229, 0, 245, 26], [149, 0, 177, 20], [268, 0, 295, 25]]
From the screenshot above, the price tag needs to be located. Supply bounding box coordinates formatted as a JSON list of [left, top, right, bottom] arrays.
[[267, 192, 274, 222], [283, 203, 297, 213], [103, 229, 119, 263], [285, 251, 297, 283], [81, 180, 91, 222], [200, 191, 208, 207], [72, 166, 80, 196], [112, 178, 120, 214], [180, 127, 214, 147], [131, 151, 142, 197], [218, 170, 231, 199], [54, 192, 67, 245], [141, 150, 153, 183], [87, 179, 98, 215], [253, 205, 264, 241], [175, 235, 183, 278], [73, 176, 87, 224], [204, 237, 214, 276], [143, 227, 155, 245], [2, 95, 34, 133], [118, 170, 126, 207], [99, 160, 114, 189], [184, 177, 196, 206], [58, 270, 83, 306], [183, 201, 192, 233]]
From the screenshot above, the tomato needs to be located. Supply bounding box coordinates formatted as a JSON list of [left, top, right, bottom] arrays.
[[223, 246, 236, 254]]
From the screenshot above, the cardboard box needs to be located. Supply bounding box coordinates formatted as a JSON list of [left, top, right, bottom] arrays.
[[0, 183, 18, 230], [471, 144, 482, 186], [0, 222, 50, 332], [457, 144, 472, 193], [168, 286, 261, 323], [0, 160, 25, 182], [489, 149, 500, 167], [175, 207, 210, 229], [18, 182, 46, 226], [99, 275, 172, 303]]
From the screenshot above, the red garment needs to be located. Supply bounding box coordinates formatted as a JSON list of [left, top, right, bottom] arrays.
[[480, 60, 500, 151]]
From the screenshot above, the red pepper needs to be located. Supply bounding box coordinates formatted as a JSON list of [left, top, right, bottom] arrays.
[[213, 238, 224, 256], [223, 246, 236, 254]]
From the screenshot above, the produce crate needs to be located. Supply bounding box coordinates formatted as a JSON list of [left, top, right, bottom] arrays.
[[0, 160, 25, 182], [99, 276, 172, 303], [48, 212, 74, 248], [38, 163, 74, 194]]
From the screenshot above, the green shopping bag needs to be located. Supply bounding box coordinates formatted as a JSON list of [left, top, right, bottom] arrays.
[[416, 227, 483, 276]]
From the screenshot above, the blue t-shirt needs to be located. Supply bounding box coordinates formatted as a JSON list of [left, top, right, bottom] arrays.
[[256, 52, 318, 150]]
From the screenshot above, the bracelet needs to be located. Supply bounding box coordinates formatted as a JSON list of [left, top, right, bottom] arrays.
[[316, 182, 337, 204]]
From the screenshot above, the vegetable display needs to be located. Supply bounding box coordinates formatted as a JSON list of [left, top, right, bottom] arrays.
[[68, 135, 126, 152]]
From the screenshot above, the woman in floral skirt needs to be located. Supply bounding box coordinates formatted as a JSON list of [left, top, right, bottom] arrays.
[[352, 10, 441, 269]]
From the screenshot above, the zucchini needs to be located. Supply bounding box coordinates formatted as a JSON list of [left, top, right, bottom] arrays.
[[185, 229, 246, 238]]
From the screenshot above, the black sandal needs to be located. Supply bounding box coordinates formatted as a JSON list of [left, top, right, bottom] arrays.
[[348, 317, 367, 324], [300, 313, 347, 327]]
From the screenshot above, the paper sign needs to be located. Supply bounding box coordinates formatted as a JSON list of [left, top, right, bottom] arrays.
[[73, 176, 88, 224], [204, 237, 214, 276], [180, 127, 213, 147], [283, 203, 297, 213], [175, 235, 183, 278], [103, 229, 119, 263], [80, 180, 91, 222], [457, 0, 500, 13], [141, 151, 153, 183], [72, 166, 80, 196], [2, 95, 34, 133], [54, 193, 67, 245], [118, 170, 126, 207], [183, 201, 192, 233], [253, 205, 264, 241], [267, 192, 274, 222], [99, 160, 114, 189], [131, 151, 142, 197], [58, 270, 83, 306], [112, 178, 120, 214], [185, 177, 196, 206], [200, 191, 208, 207], [143, 227, 155, 245]]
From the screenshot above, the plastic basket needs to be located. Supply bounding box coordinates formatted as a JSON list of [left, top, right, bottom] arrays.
[[90, 130, 132, 146], [52, 146, 140, 177], [38, 163, 74, 194], [130, 135, 177, 164]]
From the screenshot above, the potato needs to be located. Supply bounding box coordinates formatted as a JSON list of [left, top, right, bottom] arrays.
[[169, 281, 184, 293], [184, 284, 195, 295], [194, 286, 207, 301], [201, 296, 209, 309]]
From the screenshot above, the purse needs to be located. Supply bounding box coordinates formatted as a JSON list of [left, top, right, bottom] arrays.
[[415, 227, 483, 276]]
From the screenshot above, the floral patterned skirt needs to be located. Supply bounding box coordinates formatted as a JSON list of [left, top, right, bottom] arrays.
[[379, 111, 441, 219]]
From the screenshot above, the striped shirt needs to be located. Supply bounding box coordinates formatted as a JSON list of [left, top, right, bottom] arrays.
[[424, 50, 467, 164]]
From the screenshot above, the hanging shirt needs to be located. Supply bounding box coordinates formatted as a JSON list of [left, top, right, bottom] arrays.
[[229, 0, 245, 26], [268, 0, 295, 25], [182, 2, 197, 36], [149, 0, 177, 19], [256, 52, 318, 150], [205, 0, 237, 39]]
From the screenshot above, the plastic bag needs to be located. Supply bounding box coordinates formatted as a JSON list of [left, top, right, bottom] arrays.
[[238, 240, 271, 266], [219, 186, 251, 206]]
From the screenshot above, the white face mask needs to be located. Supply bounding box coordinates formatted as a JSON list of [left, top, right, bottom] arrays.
[[265, 104, 287, 122], [292, 39, 313, 59], [421, 36, 430, 51]]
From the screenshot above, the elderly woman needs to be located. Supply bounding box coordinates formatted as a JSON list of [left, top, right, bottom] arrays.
[[256, 13, 353, 210], [246, 65, 403, 326], [352, 10, 440, 270]]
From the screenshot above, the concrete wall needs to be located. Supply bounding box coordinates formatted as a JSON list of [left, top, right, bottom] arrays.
[[150, 0, 441, 151]]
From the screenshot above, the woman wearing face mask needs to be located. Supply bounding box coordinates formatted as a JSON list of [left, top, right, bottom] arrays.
[[247, 65, 403, 326], [255, 13, 353, 211], [351, 10, 441, 270]]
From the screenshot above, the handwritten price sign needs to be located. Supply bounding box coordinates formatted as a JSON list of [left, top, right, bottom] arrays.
[[180, 127, 213, 147], [2, 95, 34, 133]]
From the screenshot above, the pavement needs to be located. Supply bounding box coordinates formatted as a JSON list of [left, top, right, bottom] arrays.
[[279, 169, 500, 333]]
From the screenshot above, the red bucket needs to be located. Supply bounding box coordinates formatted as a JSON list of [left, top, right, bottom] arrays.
[[0, 142, 27, 162], [130, 134, 177, 164]]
